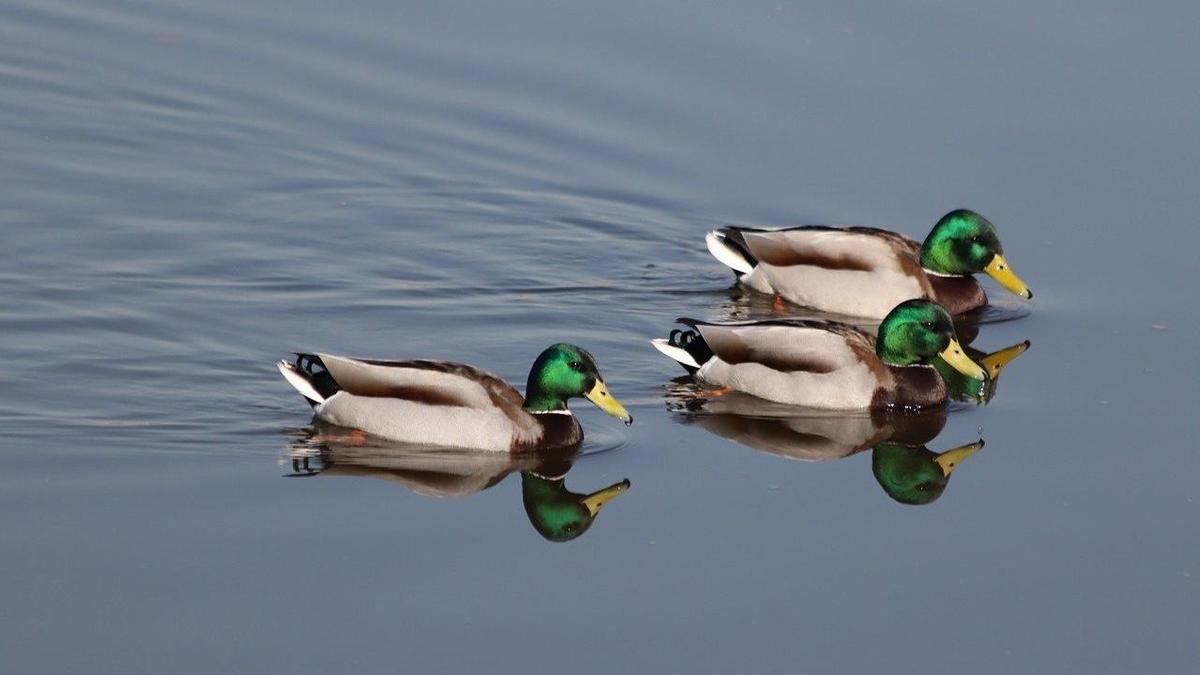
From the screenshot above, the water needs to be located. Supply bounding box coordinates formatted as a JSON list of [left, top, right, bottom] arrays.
[[2, 1, 1198, 672]]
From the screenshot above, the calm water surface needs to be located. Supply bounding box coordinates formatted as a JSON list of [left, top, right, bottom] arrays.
[[2, 1, 1198, 672]]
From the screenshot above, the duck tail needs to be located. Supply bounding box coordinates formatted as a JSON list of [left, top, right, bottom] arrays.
[[650, 322, 714, 374], [706, 228, 757, 276], [277, 353, 339, 407]]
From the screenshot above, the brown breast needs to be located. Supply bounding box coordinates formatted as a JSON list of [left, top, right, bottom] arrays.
[[927, 274, 987, 314], [514, 413, 583, 452], [871, 365, 947, 410]]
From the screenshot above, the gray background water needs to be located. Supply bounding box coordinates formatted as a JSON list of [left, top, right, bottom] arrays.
[[2, 1, 1197, 672]]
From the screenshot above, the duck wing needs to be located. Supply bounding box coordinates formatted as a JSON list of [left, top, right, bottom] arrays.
[[723, 226, 932, 317], [734, 226, 921, 271], [316, 354, 526, 410], [681, 318, 876, 373]]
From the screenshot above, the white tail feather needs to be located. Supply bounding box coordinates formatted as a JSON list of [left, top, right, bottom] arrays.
[[651, 338, 701, 369], [706, 231, 754, 275], [277, 360, 326, 403]]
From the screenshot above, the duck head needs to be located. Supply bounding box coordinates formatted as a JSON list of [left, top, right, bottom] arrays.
[[872, 439, 983, 505], [877, 300, 987, 380], [523, 343, 632, 424], [521, 472, 631, 542], [920, 209, 1032, 300]]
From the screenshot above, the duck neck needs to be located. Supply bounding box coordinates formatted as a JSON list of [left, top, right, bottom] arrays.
[[521, 472, 567, 499], [876, 340, 919, 368], [522, 382, 570, 413]]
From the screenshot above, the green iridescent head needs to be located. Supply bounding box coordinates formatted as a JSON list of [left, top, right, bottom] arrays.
[[877, 300, 986, 379], [521, 472, 631, 542], [523, 344, 632, 423], [872, 439, 983, 505], [920, 209, 1032, 299]]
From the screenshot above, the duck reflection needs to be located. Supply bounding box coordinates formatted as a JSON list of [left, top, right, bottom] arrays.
[[668, 390, 983, 505], [285, 425, 630, 542]]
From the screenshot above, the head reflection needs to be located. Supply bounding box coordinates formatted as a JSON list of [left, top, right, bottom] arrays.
[[285, 425, 630, 542], [872, 439, 983, 505], [522, 472, 631, 542]]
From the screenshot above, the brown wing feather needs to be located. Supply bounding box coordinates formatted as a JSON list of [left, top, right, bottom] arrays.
[[688, 320, 873, 374]]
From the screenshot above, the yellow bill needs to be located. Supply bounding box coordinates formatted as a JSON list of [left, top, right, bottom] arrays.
[[980, 340, 1031, 380], [940, 339, 987, 381], [580, 479, 632, 516], [984, 253, 1032, 299], [585, 380, 633, 425], [934, 439, 984, 476]]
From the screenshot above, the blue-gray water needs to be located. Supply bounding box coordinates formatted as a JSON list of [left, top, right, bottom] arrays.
[[2, 1, 1198, 672]]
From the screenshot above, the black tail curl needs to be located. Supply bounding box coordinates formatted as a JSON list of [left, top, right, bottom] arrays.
[[293, 353, 341, 403], [667, 328, 714, 373]]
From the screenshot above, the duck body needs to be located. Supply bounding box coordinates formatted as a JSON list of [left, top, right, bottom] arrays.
[[706, 210, 1030, 318], [277, 344, 631, 452], [655, 319, 943, 409], [651, 300, 986, 410]]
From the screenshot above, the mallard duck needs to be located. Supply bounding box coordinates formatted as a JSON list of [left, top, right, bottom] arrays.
[[706, 209, 1032, 317], [873, 439, 983, 505], [277, 343, 632, 452], [651, 299, 986, 409]]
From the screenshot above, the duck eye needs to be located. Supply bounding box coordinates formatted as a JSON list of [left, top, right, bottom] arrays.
[[568, 360, 582, 370], [923, 321, 936, 330]]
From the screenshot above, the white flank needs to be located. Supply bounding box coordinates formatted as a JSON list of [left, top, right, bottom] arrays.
[[705, 231, 755, 274], [315, 393, 516, 452], [650, 338, 701, 369], [277, 360, 326, 403]]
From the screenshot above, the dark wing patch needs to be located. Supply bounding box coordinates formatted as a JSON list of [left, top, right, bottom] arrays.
[[744, 235, 875, 271]]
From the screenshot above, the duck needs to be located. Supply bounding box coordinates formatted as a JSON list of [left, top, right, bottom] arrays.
[[651, 299, 986, 409], [664, 391, 982, 505], [705, 208, 1032, 318], [277, 343, 632, 452]]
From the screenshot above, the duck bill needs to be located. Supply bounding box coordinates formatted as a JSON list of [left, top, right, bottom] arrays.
[[934, 440, 984, 476], [980, 340, 1031, 380], [586, 380, 633, 425], [940, 339, 987, 381], [580, 479, 632, 516], [984, 253, 1033, 299]]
